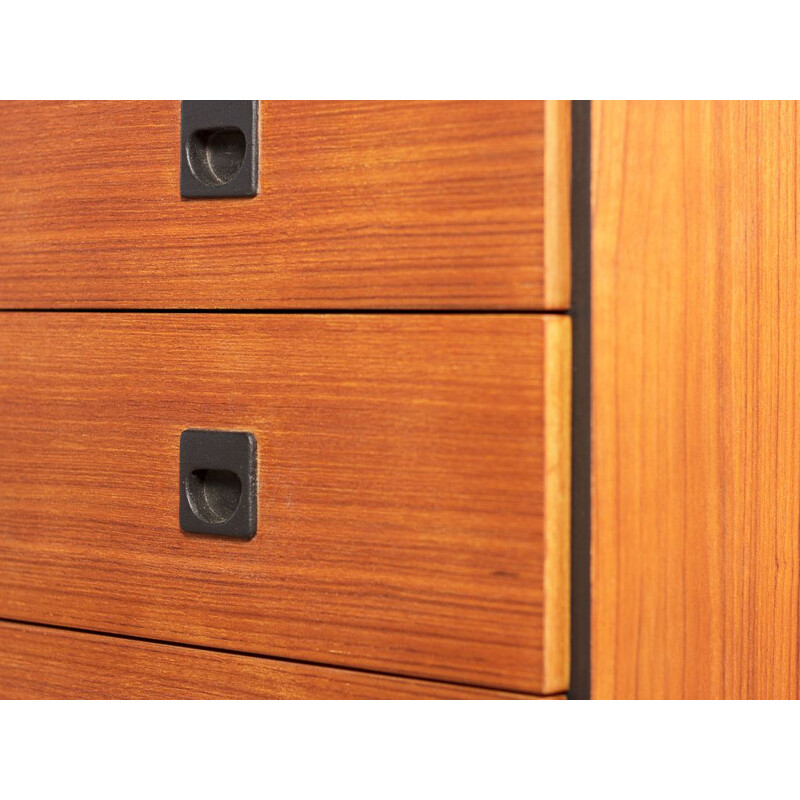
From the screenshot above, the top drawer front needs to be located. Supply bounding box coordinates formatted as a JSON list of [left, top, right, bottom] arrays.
[[0, 101, 570, 310]]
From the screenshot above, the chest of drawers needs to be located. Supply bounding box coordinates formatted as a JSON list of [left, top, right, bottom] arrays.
[[0, 100, 572, 699]]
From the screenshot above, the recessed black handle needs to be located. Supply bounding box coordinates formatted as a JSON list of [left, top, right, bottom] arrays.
[[180, 101, 259, 198], [179, 429, 258, 539]]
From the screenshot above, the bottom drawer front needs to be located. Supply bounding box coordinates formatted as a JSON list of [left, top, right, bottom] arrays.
[[0, 621, 552, 699], [0, 313, 570, 693]]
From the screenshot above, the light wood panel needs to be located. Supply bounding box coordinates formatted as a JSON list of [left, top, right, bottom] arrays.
[[0, 101, 570, 310], [544, 100, 572, 309], [592, 101, 800, 698], [0, 313, 570, 694], [0, 621, 560, 699]]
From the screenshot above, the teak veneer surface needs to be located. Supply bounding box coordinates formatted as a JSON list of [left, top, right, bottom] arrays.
[[0, 621, 560, 699], [0, 100, 570, 310], [0, 313, 570, 694], [593, 101, 800, 699]]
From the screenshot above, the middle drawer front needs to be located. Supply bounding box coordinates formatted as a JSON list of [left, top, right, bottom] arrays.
[[0, 313, 570, 694]]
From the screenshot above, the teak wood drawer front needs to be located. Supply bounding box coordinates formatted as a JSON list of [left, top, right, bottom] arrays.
[[0, 101, 570, 310], [0, 313, 570, 694], [0, 621, 555, 699]]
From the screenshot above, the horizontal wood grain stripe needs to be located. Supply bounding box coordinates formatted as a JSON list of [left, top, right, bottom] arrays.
[[0, 620, 563, 699], [0, 313, 570, 693], [0, 101, 569, 310]]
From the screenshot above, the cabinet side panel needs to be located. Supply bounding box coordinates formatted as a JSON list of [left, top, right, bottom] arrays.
[[592, 101, 800, 699]]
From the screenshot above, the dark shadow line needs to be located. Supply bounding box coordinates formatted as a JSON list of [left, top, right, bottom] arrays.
[[569, 100, 592, 700]]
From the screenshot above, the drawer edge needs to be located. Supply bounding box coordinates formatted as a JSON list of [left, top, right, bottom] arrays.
[[542, 316, 572, 693], [544, 99, 572, 310]]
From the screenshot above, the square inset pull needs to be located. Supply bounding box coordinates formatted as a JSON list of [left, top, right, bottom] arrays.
[[179, 429, 257, 539], [180, 101, 259, 198]]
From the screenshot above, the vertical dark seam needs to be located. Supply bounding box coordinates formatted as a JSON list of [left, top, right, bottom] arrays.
[[568, 100, 592, 700]]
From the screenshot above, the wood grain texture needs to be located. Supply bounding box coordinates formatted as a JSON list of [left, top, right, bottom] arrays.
[[0, 100, 569, 310], [592, 101, 800, 698], [543, 317, 572, 689], [0, 621, 560, 699], [0, 313, 570, 694], [544, 100, 572, 309]]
